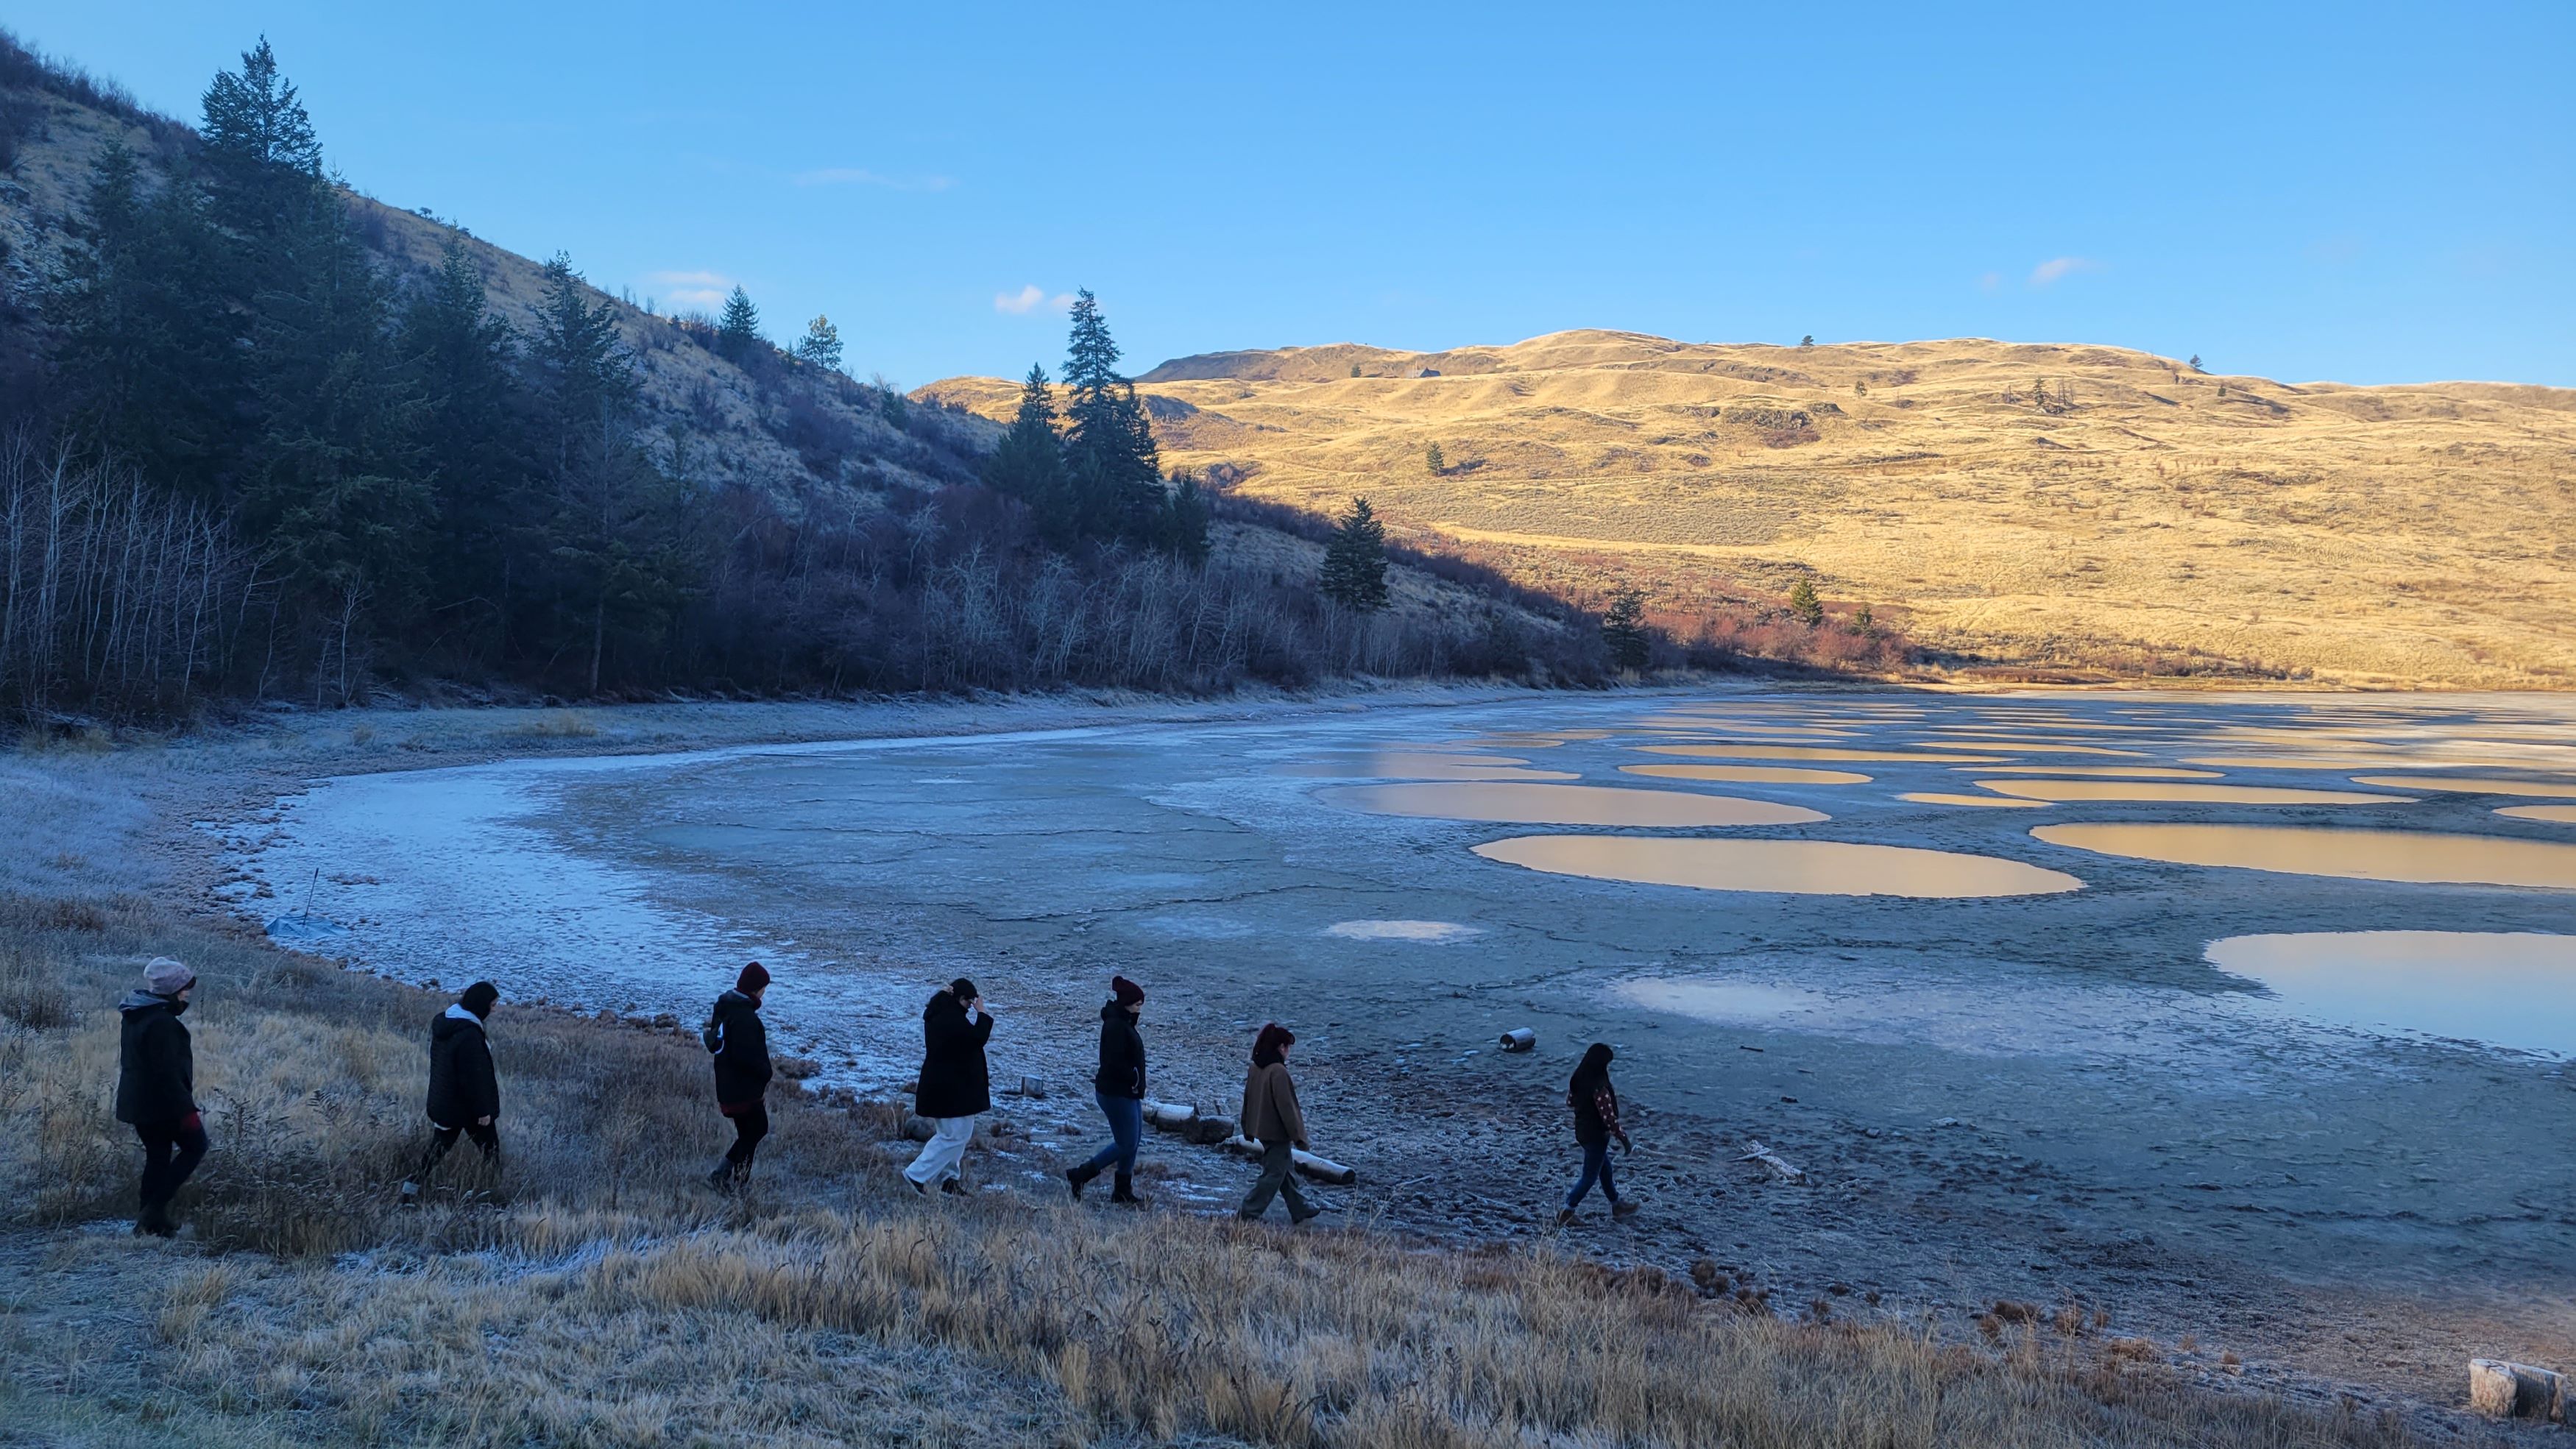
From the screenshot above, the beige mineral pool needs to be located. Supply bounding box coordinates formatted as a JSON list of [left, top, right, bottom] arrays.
[[1273, 752, 1577, 782], [1320, 782, 1825, 827], [1969, 765, 2224, 779], [2206, 931, 2576, 1057], [1911, 740, 2149, 757], [2031, 823, 2576, 890], [1472, 835, 2084, 897], [2349, 776, 2576, 799], [1621, 763, 1874, 785], [1978, 780, 2414, 806], [1639, 744, 2011, 764], [1897, 792, 2050, 809], [2499, 805, 2576, 824]]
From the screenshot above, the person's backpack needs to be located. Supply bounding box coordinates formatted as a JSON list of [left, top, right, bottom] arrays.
[[701, 1002, 724, 1056]]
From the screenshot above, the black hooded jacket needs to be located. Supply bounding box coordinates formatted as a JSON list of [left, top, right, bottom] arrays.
[[426, 1005, 500, 1127], [114, 991, 196, 1125], [1091, 999, 1145, 1100], [704, 989, 773, 1109], [914, 990, 994, 1119]]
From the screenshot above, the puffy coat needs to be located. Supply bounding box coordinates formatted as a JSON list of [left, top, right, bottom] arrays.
[[113, 991, 195, 1126], [1091, 999, 1145, 1100], [1240, 1060, 1307, 1149], [914, 991, 994, 1119], [426, 1005, 500, 1127], [704, 989, 773, 1110]]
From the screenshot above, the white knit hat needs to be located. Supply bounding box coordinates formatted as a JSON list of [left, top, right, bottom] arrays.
[[144, 957, 194, 995]]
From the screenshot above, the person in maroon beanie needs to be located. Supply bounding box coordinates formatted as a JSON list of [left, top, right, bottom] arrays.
[[701, 962, 774, 1191]]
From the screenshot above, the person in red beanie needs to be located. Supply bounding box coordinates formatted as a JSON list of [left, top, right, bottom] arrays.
[[1065, 974, 1149, 1205], [1236, 1022, 1320, 1225], [701, 962, 774, 1191]]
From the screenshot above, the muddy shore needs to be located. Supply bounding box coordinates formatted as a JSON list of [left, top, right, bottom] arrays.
[[19, 684, 2576, 1435]]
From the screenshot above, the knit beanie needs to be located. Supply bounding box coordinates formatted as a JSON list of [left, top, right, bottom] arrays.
[[1111, 975, 1144, 1007], [737, 962, 771, 993], [459, 981, 500, 1018], [144, 957, 194, 996], [949, 977, 979, 1002]]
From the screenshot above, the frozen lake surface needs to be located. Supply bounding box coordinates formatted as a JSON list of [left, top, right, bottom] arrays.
[[219, 688, 2576, 1357]]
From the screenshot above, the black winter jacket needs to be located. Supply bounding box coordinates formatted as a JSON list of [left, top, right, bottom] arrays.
[[704, 990, 773, 1109], [114, 991, 195, 1125], [1091, 999, 1145, 1099], [426, 1005, 500, 1127], [913, 991, 993, 1119]]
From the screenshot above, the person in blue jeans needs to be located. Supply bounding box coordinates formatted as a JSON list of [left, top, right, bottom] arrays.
[[1066, 976, 1149, 1205], [1557, 1041, 1639, 1226]]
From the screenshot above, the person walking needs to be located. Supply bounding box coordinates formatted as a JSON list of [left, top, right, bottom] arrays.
[[702, 963, 774, 1192], [114, 957, 204, 1239], [1557, 1041, 1638, 1226], [1236, 1022, 1320, 1225], [1065, 975, 1147, 1205], [905, 977, 993, 1196], [411, 981, 501, 1194]]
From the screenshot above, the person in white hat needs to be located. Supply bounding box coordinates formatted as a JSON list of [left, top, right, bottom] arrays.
[[114, 957, 203, 1237]]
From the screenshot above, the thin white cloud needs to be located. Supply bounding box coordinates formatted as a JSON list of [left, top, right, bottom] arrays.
[[993, 286, 1075, 316], [645, 269, 732, 310], [794, 167, 953, 191], [2028, 256, 2101, 288]]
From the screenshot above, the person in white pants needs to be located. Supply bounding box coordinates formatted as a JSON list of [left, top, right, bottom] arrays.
[[905, 977, 994, 1194]]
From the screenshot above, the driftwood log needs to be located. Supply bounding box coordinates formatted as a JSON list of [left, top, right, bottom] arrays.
[[2469, 1358, 2564, 1421], [1216, 1135, 1356, 1186], [1738, 1139, 1805, 1183]]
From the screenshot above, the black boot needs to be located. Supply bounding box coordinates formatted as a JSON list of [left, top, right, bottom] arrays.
[[135, 1201, 177, 1239], [1110, 1172, 1148, 1206], [707, 1163, 737, 1194], [1065, 1163, 1101, 1201]]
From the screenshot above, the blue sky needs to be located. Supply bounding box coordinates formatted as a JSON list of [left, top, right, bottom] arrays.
[[12, 1, 2572, 387]]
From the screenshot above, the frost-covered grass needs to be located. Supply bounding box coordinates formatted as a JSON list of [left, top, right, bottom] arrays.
[[0, 893, 2427, 1448]]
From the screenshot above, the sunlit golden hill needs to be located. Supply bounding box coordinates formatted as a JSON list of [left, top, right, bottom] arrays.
[[924, 331, 2576, 687]]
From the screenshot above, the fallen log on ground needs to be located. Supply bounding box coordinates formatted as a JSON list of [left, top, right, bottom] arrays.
[[1738, 1139, 1805, 1183], [1216, 1135, 1356, 1186], [2469, 1358, 2564, 1421]]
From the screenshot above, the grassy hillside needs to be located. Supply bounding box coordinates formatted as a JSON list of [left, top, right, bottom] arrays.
[[926, 332, 2576, 687]]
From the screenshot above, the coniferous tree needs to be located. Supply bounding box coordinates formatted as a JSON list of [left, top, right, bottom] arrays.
[[1319, 495, 1390, 612], [1424, 440, 1446, 475], [49, 141, 241, 495], [1059, 289, 1163, 543], [1602, 587, 1649, 671], [1161, 468, 1211, 565], [717, 285, 762, 361], [403, 244, 534, 662], [983, 364, 1071, 539], [1788, 575, 1824, 626], [530, 254, 694, 692], [793, 314, 843, 373]]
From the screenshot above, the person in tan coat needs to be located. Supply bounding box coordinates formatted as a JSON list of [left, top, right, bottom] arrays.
[[1236, 1022, 1320, 1224]]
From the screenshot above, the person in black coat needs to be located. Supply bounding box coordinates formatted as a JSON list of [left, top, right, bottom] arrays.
[[1066, 975, 1148, 1205], [114, 956, 203, 1238], [903, 977, 993, 1195], [410, 982, 501, 1194], [703, 962, 775, 1191]]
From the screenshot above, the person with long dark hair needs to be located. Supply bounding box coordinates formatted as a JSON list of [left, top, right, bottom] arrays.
[[1558, 1041, 1638, 1226], [1236, 1022, 1320, 1224], [702, 963, 774, 1191], [1066, 975, 1149, 1205]]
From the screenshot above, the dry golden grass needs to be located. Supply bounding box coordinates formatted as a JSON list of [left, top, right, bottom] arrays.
[[926, 332, 2576, 688], [0, 894, 2429, 1446]]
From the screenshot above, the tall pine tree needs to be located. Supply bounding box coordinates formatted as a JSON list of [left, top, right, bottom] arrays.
[[403, 244, 534, 665], [717, 286, 762, 362], [983, 364, 1072, 540], [1319, 496, 1390, 612], [1058, 289, 1164, 544]]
